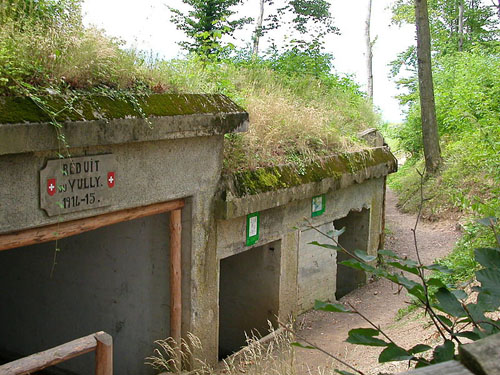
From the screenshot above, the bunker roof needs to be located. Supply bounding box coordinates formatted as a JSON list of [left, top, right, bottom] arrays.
[[0, 94, 248, 155]]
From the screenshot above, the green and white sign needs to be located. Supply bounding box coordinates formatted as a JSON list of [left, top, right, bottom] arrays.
[[246, 212, 260, 246], [311, 194, 326, 217]]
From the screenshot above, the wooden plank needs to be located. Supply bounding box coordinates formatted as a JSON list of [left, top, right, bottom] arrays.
[[0, 199, 184, 251], [401, 361, 474, 375], [170, 209, 182, 346], [0, 334, 97, 375], [95, 331, 113, 375]]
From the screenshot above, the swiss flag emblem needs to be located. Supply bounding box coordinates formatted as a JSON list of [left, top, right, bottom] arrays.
[[47, 178, 56, 196], [107, 172, 115, 188]]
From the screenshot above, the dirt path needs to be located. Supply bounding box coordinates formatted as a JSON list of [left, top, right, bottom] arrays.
[[294, 189, 461, 375]]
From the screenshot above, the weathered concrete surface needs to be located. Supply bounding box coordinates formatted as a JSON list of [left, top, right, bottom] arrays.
[[216, 177, 386, 326], [402, 361, 473, 375], [216, 147, 396, 220], [459, 333, 500, 375], [298, 223, 337, 311], [0, 94, 248, 156], [359, 128, 385, 147]]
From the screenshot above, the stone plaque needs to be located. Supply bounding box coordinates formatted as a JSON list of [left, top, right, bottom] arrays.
[[40, 154, 117, 216]]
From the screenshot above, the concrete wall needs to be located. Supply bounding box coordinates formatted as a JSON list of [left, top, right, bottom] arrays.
[[216, 177, 386, 342], [0, 97, 393, 371], [298, 223, 337, 311]]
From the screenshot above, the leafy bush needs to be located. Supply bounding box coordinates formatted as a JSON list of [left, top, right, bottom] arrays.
[[310, 218, 500, 373]]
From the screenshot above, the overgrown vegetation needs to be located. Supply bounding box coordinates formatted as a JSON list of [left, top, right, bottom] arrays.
[[386, 0, 499, 290], [0, 0, 376, 172], [309, 203, 500, 373]]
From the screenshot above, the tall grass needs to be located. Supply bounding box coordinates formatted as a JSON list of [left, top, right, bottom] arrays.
[[1, 0, 379, 172]]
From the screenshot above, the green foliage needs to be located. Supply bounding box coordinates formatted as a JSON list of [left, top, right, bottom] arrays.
[[391, 0, 499, 76], [154, 52, 376, 172], [437, 221, 497, 286], [312, 219, 500, 371], [168, 0, 252, 58]]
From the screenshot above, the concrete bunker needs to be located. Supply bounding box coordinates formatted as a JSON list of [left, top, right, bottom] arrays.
[[218, 240, 280, 359], [0, 94, 249, 372], [0, 94, 397, 371]]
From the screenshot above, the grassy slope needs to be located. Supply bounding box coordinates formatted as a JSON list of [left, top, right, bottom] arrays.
[[0, 7, 378, 173]]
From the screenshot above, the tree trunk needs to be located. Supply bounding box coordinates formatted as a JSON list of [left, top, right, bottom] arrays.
[[365, 0, 374, 100], [415, 0, 442, 174], [252, 0, 265, 57], [458, 0, 464, 51]]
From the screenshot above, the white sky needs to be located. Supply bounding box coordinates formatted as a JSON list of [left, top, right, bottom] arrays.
[[82, 0, 415, 123]]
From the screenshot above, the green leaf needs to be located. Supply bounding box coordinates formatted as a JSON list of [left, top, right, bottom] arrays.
[[314, 300, 352, 313], [432, 340, 455, 363], [437, 314, 453, 327], [426, 278, 447, 288], [424, 264, 454, 274], [476, 268, 500, 295], [434, 287, 466, 317], [387, 261, 419, 275], [477, 217, 497, 227], [378, 249, 401, 259], [451, 289, 467, 300], [354, 249, 377, 262], [309, 241, 342, 252], [455, 331, 480, 340], [475, 248, 500, 269], [409, 344, 432, 354], [379, 344, 412, 362], [327, 227, 346, 237], [340, 259, 377, 273], [291, 342, 315, 349], [334, 370, 356, 375], [346, 328, 388, 347], [477, 291, 500, 311]]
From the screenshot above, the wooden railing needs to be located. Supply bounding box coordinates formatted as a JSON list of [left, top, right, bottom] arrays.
[[0, 331, 112, 375]]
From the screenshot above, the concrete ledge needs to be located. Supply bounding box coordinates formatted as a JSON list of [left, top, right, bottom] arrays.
[[459, 333, 500, 375], [216, 147, 397, 219], [402, 361, 473, 375], [0, 94, 248, 155]]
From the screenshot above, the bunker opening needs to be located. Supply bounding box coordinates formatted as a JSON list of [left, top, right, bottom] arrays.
[[334, 208, 371, 299], [218, 240, 281, 360], [0, 200, 187, 375]]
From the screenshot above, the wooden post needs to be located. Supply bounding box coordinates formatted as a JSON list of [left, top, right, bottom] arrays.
[[95, 331, 113, 375], [170, 209, 182, 368]]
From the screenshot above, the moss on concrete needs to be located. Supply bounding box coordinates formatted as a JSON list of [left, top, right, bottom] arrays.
[[227, 148, 397, 197], [0, 94, 245, 124]]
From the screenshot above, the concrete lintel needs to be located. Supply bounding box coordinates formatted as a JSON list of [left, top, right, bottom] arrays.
[[0, 113, 248, 156]]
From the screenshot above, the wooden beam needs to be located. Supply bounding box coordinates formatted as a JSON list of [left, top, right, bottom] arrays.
[[0, 199, 185, 251], [170, 209, 182, 349], [95, 331, 113, 375], [0, 333, 97, 375]]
